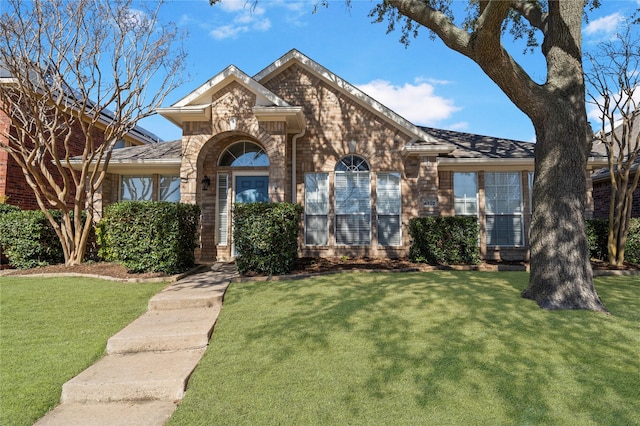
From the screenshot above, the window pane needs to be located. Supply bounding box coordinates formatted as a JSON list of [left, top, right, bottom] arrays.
[[336, 214, 371, 245], [335, 173, 371, 215], [378, 215, 401, 246], [305, 173, 329, 245], [454, 172, 478, 215], [335, 171, 371, 246], [159, 175, 180, 202], [377, 173, 401, 246], [121, 176, 152, 201], [486, 215, 522, 246], [485, 172, 522, 214], [305, 215, 328, 246]]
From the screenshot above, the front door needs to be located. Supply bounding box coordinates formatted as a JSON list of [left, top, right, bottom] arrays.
[[235, 175, 269, 204]]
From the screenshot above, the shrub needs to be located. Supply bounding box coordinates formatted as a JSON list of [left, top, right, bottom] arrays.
[[586, 218, 640, 264], [0, 209, 64, 269], [408, 216, 480, 265], [233, 203, 303, 275], [624, 219, 640, 264], [586, 219, 609, 261], [96, 201, 201, 274]]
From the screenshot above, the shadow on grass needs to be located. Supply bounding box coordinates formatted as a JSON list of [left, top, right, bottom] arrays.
[[187, 271, 639, 424]]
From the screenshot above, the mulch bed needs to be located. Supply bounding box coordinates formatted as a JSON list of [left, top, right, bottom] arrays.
[[3, 257, 637, 280]]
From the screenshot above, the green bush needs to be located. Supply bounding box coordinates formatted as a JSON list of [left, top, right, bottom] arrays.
[[623, 219, 640, 264], [586, 218, 640, 264], [233, 203, 303, 275], [96, 201, 201, 274], [408, 216, 480, 265], [0, 203, 20, 216], [0, 209, 64, 269], [586, 219, 609, 261]]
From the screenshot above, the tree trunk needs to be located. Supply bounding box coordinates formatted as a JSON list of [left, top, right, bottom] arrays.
[[522, 101, 608, 312]]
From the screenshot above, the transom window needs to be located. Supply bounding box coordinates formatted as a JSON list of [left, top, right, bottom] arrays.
[[219, 141, 269, 167], [335, 155, 370, 172]]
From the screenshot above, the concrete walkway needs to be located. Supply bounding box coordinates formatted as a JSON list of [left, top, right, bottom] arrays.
[[35, 262, 237, 426]]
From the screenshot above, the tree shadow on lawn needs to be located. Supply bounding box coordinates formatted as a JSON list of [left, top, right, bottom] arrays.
[[221, 272, 639, 424]]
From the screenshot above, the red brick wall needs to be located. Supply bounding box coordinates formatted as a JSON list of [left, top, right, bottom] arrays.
[[593, 175, 640, 219], [0, 108, 106, 210]]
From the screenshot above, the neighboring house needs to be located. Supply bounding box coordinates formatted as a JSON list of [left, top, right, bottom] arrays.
[[0, 65, 160, 210], [77, 49, 608, 262], [590, 117, 640, 219]]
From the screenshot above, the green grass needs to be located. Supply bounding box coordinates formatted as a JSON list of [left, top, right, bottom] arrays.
[[169, 272, 640, 426], [0, 276, 167, 426]]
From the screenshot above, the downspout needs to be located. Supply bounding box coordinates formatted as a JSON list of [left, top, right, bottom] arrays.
[[291, 128, 306, 203]]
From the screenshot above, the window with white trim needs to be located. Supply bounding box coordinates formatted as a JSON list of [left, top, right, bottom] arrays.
[[219, 141, 269, 167], [485, 172, 523, 246], [304, 173, 329, 245], [335, 155, 371, 245], [121, 176, 152, 201], [217, 174, 229, 245], [159, 175, 180, 202], [454, 172, 478, 215], [376, 172, 401, 246]]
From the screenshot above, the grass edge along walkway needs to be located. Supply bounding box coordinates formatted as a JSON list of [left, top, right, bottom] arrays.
[[168, 271, 640, 426], [0, 276, 167, 426]]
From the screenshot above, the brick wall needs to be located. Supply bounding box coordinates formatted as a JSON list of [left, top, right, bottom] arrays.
[[593, 174, 640, 219], [1, 108, 106, 210]]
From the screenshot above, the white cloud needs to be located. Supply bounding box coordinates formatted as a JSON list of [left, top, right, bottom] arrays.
[[447, 122, 469, 131], [356, 79, 460, 125], [584, 12, 624, 36], [210, 24, 248, 40]]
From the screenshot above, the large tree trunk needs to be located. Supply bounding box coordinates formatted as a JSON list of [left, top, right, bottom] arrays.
[[522, 99, 607, 312]]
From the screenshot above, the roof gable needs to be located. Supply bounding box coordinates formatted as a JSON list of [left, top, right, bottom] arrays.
[[174, 65, 289, 108], [254, 49, 452, 150]]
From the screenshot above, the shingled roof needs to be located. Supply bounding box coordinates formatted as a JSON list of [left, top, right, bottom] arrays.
[[419, 126, 535, 159]]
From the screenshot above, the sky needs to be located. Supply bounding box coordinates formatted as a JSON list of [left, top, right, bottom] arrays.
[[140, 0, 640, 143]]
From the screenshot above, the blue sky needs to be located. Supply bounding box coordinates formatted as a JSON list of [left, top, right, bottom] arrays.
[[141, 0, 640, 143]]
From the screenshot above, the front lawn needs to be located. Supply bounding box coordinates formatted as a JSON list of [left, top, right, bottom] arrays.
[[169, 271, 639, 425], [0, 276, 166, 426]]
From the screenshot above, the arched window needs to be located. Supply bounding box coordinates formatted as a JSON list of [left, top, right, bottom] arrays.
[[334, 155, 371, 245], [335, 155, 370, 172], [219, 141, 269, 167]]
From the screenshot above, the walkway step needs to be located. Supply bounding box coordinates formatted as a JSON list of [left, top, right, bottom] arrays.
[[34, 401, 177, 426], [106, 306, 221, 354], [61, 349, 206, 403], [148, 278, 228, 310]]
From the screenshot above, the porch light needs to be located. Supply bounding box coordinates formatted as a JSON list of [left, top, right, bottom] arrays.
[[201, 175, 211, 191]]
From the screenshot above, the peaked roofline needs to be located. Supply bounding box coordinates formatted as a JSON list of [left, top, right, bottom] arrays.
[[173, 65, 289, 108], [254, 49, 453, 150]]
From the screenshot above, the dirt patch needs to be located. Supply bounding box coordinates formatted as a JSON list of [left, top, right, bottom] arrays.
[[1, 262, 168, 280]]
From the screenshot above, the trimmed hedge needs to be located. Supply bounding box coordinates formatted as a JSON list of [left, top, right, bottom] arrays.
[[96, 201, 201, 274], [587, 218, 640, 264], [409, 216, 481, 265], [0, 209, 64, 269], [233, 202, 303, 275]]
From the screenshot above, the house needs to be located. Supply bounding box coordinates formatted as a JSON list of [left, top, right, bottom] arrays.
[[590, 116, 640, 219], [0, 64, 160, 210], [78, 49, 608, 262]]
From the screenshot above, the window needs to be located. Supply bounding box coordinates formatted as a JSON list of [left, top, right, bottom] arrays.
[[217, 174, 229, 245], [377, 173, 401, 246], [219, 141, 269, 167], [304, 173, 329, 245], [121, 176, 152, 201], [454, 172, 478, 215], [159, 175, 180, 202], [335, 155, 371, 245], [485, 172, 523, 246]]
